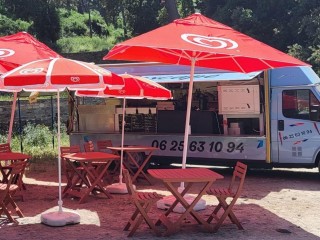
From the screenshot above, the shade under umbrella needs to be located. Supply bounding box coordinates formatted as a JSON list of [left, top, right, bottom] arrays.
[[76, 73, 172, 193], [0, 58, 124, 226]]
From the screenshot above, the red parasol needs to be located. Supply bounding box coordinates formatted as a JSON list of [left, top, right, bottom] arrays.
[[0, 58, 124, 91], [104, 13, 309, 73], [0, 32, 61, 74], [76, 73, 172, 99]]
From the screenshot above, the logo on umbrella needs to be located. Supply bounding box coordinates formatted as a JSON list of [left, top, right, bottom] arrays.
[[71, 76, 80, 82], [0, 48, 15, 58], [181, 34, 238, 49], [20, 68, 44, 74]]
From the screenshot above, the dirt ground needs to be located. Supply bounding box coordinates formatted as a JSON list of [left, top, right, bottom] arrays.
[[1, 163, 319, 240]]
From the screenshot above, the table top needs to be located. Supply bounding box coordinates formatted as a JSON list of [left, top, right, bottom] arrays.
[[62, 152, 120, 162], [148, 168, 224, 182], [107, 146, 158, 152], [0, 152, 31, 161]]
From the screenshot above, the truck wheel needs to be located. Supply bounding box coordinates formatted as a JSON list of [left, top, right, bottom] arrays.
[[123, 152, 149, 173]]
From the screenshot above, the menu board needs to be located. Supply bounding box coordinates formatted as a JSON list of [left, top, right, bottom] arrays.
[[119, 114, 157, 133]]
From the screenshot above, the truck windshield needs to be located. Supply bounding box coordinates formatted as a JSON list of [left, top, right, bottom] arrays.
[[282, 89, 320, 120]]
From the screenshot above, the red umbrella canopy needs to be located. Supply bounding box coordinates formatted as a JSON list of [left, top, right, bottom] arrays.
[[104, 13, 309, 73], [0, 58, 124, 92], [0, 32, 61, 73], [76, 73, 172, 100]]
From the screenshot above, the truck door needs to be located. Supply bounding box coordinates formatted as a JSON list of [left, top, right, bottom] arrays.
[[274, 88, 320, 164]]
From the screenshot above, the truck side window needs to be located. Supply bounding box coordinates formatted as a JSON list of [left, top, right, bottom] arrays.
[[282, 89, 320, 120]]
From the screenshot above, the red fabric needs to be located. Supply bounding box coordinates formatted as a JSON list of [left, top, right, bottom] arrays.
[[0, 32, 61, 73], [1, 58, 124, 91], [76, 73, 172, 100], [104, 13, 309, 73]]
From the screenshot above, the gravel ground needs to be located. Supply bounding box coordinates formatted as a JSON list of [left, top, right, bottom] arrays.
[[0, 163, 319, 240]]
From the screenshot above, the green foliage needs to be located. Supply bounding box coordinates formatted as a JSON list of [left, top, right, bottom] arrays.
[[0, 14, 31, 35], [0, 123, 70, 163], [56, 36, 117, 53], [59, 9, 89, 37]]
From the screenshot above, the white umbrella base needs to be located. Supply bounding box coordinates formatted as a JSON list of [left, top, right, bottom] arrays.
[[106, 182, 132, 194], [41, 210, 80, 227], [157, 194, 206, 213]]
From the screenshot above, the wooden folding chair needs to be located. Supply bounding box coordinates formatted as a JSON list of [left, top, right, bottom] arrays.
[[97, 140, 113, 152], [123, 169, 162, 237], [60, 146, 87, 196], [206, 161, 247, 232], [0, 161, 25, 223], [0, 143, 11, 153]]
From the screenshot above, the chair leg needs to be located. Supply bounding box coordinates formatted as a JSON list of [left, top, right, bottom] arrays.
[[125, 201, 160, 237], [212, 198, 243, 232], [207, 202, 222, 223], [7, 194, 24, 218]]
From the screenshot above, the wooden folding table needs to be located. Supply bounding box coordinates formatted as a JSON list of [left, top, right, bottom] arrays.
[[148, 168, 224, 236], [62, 152, 120, 203], [107, 146, 158, 185]]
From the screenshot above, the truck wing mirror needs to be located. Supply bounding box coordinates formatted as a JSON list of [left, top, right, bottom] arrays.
[[310, 105, 320, 121]]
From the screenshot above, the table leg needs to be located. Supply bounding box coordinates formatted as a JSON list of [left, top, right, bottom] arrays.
[[158, 181, 214, 235], [79, 161, 113, 204], [63, 160, 92, 199]]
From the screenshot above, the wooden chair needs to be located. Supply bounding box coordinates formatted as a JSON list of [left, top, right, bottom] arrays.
[[0, 143, 11, 153], [123, 169, 162, 237], [0, 161, 25, 223], [206, 161, 247, 232], [97, 140, 113, 152]]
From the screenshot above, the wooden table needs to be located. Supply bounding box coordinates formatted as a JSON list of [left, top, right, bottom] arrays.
[[107, 146, 158, 185], [62, 152, 120, 203], [0, 152, 31, 185], [148, 168, 224, 236]]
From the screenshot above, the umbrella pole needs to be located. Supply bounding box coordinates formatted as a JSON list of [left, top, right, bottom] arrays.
[[157, 57, 205, 213], [57, 91, 63, 212], [180, 58, 196, 189], [119, 97, 126, 184], [40, 91, 80, 226], [7, 92, 17, 144], [106, 97, 131, 194]]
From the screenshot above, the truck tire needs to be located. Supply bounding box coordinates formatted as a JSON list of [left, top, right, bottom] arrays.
[[123, 152, 149, 173]]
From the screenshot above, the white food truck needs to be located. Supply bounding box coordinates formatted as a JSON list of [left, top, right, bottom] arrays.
[[69, 63, 320, 173]]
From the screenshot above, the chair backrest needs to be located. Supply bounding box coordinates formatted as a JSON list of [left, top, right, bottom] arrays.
[[0, 143, 11, 153], [60, 146, 81, 171], [123, 169, 136, 196], [84, 141, 95, 152], [60, 145, 81, 155], [10, 160, 28, 186], [97, 140, 113, 152], [229, 161, 247, 197], [0, 160, 28, 200]]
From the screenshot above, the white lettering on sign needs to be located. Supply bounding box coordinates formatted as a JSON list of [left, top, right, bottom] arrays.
[[20, 68, 43, 74], [0, 49, 15, 58], [181, 34, 238, 49], [71, 76, 80, 82]]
